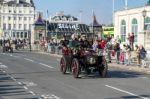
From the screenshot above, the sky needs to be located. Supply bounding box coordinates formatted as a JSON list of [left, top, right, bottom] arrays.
[[33, 0, 147, 25]]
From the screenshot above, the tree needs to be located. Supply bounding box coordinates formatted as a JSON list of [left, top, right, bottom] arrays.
[[147, 0, 150, 5]]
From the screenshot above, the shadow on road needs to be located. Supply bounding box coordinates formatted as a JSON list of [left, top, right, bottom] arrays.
[[0, 72, 39, 98], [105, 94, 150, 99], [108, 70, 143, 78]]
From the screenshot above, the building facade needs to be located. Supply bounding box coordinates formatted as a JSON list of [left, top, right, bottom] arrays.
[[114, 5, 150, 45], [48, 12, 91, 40], [0, 0, 35, 40]]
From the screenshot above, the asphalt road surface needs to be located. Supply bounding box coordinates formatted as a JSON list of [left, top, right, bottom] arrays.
[[0, 50, 150, 99]]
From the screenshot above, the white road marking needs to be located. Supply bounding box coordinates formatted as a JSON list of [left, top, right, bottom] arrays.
[[24, 86, 28, 90], [18, 82, 22, 85], [41, 94, 60, 99], [11, 77, 16, 81], [0, 65, 8, 68], [22, 81, 37, 87], [24, 58, 34, 62], [17, 53, 26, 56], [39, 63, 54, 68], [29, 91, 36, 95], [11, 55, 20, 58], [105, 85, 149, 99], [138, 77, 149, 79]]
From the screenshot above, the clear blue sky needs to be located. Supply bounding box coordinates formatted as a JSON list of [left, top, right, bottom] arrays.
[[33, 0, 147, 25]]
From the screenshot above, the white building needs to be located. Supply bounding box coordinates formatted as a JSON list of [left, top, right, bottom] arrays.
[[0, 0, 35, 40], [114, 5, 150, 46]]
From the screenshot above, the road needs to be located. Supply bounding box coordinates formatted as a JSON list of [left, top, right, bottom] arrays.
[[0, 50, 150, 99]]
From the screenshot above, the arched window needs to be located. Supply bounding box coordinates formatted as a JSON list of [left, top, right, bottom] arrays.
[[145, 17, 150, 31], [120, 20, 126, 42], [132, 18, 138, 42]]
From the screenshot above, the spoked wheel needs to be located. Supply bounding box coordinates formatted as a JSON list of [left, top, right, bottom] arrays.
[[72, 58, 80, 78], [99, 58, 108, 78], [60, 57, 67, 74]]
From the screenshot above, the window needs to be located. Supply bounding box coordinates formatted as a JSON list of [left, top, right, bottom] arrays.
[[9, 10, 11, 13], [24, 24, 27, 30], [19, 11, 22, 13], [145, 17, 150, 31], [120, 20, 126, 42], [19, 24, 22, 29], [3, 16, 5, 20], [19, 17, 22, 20], [24, 17, 27, 21], [14, 17, 16, 20], [21, 32, 23, 38], [13, 32, 15, 37], [17, 32, 19, 38], [30, 10, 32, 13], [29, 24, 32, 30], [3, 23, 6, 30], [24, 32, 27, 38], [13, 24, 16, 29], [132, 18, 138, 42], [8, 16, 11, 20], [8, 24, 11, 30]]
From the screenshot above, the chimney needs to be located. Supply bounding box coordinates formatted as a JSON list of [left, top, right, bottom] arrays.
[[26, 0, 31, 4]]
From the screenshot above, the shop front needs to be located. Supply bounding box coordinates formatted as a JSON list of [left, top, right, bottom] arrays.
[[48, 22, 91, 40]]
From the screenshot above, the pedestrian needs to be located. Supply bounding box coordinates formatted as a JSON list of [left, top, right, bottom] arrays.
[[139, 45, 147, 68], [130, 33, 134, 50], [126, 33, 130, 45], [135, 45, 140, 66], [125, 45, 131, 66], [139, 45, 146, 60], [105, 40, 112, 63], [114, 42, 120, 64]]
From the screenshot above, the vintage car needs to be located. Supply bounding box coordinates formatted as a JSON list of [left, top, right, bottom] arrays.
[[60, 46, 108, 78]]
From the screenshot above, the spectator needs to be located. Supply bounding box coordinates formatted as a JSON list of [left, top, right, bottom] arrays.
[[126, 33, 130, 45], [130, 33, 134, 50], [125, 45, 131, 66], [139, 45, 146, 60], [114, 42, 120, 64], [105, 40, 112, 63], [135, 45, 140, 66]]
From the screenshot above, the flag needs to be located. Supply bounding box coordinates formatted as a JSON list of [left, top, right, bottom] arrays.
[[47, 9, 49, 18], [124, 0, 128, 9]]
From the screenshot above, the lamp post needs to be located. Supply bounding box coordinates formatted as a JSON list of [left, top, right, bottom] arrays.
[[142, 9, 147, 47], [142, 10, 147, 31]]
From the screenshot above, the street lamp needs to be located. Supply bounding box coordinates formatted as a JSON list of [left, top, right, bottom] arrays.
[[142, 10, 147, 31]]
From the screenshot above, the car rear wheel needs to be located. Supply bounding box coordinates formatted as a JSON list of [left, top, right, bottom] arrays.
[[99, 59, 108, 77], [72, 58, 80, 78], [60, 57, 67, 74]]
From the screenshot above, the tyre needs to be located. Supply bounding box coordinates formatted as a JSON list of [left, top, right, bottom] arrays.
[[60, 57, 67, 74], [99, 59, 108, 78], [72, 58, 80, 78]]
